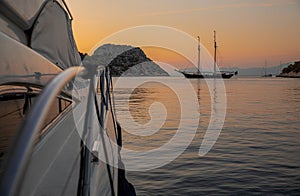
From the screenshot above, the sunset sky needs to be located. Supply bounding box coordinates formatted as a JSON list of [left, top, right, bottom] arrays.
[[66, 0, 300, 69]]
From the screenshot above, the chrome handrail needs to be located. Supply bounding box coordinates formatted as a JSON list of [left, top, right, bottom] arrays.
[[81, 74, 96, 196], [0, 66, 85, 196]]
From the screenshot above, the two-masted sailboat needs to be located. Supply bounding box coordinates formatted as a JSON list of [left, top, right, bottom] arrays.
[[179, 31, 238, 79]]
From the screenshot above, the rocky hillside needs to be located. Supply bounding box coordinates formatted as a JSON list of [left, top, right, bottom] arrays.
[[83, 44, 169, 77], [277, 61, 300, 78]]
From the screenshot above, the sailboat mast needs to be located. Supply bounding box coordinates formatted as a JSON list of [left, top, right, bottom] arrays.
[[214, 30, 217, 75], [197, 36, 200, 73], [264, 60, 267, 76]]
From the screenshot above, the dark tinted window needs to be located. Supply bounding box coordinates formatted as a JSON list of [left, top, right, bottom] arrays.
[[39, 96, 72, 135], [0, 85, 72, 174], [0, 86, 29, 174]]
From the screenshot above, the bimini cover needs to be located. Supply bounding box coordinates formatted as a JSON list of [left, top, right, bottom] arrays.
[[0, 0, 46, 30], [30, 1, 81, 69]]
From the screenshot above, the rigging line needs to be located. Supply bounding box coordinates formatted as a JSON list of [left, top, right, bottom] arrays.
[[109, 72, 122, 147], [109, 71, 117, 122], [95, 92, 115, 179], [106, 68, 118, 142], [69, 112, 87, 196], [99, 72, 107, 107], [94, 83, 116, 196], [109, 71, 122, 147], [105, 68, 119, 181], [77, 140, 85, 196]]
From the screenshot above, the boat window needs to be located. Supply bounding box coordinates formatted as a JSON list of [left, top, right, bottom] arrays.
[[0, 85, 30, 174], [58, 97, 72, 113], [39, 96, 72, 136], [0, 85, 72, 174]]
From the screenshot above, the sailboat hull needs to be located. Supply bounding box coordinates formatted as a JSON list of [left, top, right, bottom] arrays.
[[180, 71, 235, 79]]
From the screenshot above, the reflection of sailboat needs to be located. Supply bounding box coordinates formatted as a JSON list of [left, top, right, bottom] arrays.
[[198, 78, 226, 156], [178, 31, 238, 79]]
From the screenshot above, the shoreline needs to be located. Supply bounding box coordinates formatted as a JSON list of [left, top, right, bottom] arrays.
[[276, 73, 300, 78]]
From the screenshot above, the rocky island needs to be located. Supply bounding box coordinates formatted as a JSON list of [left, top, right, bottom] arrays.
[[83, 44, 169, 77], [277, 61, 300, 78]]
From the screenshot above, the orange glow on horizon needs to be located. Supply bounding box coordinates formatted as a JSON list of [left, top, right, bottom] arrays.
[[67, 0, 300, 68]]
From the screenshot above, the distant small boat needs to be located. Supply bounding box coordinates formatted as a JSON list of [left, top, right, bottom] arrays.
[[179, 31, 237, 79], [179, 70, 238, 79], [262, 60, 273, 77], [262, 74, 273, 77]]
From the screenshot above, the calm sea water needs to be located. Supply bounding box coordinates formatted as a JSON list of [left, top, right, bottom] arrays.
[[113, 77, 300, 195]]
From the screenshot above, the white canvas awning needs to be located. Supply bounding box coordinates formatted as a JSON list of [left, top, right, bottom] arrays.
[[0, 0, 81, 69], [30, 1, 81, 69]]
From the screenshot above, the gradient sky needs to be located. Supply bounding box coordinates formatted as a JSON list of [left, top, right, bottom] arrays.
[[66, 0, 300, 68]]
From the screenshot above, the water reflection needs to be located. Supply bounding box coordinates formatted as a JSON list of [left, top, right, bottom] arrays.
[[116, 78, 227, 155], [114, 77, 200, 171], [191, 79, 227, 156], [115, 77, 300, 195], [119, 82, 181, 151]]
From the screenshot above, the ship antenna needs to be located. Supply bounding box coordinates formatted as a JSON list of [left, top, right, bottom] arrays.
[[197, 36, 200, 73]]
